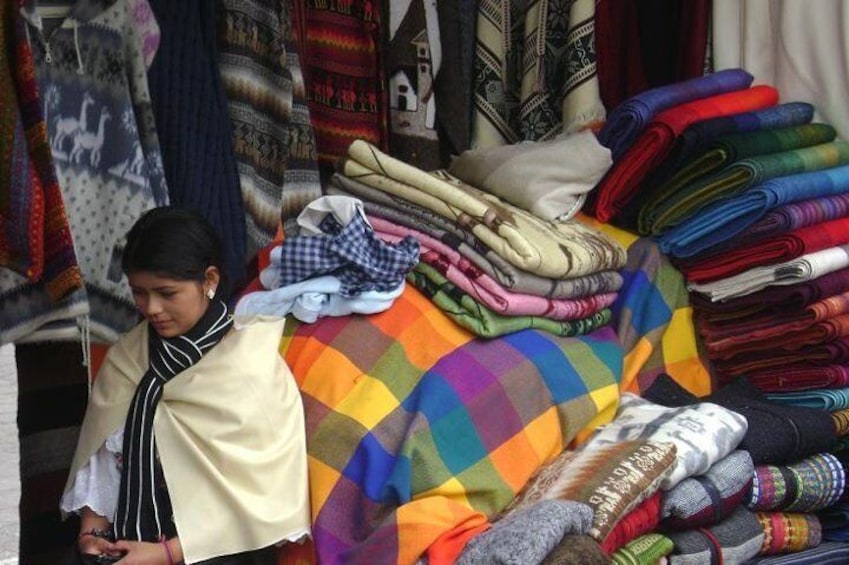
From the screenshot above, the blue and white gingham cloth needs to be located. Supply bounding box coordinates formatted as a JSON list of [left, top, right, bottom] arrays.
[[276, 212, 419, 296]]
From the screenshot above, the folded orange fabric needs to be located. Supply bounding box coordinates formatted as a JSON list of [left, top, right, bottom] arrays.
[[587, 85, 779, 222]]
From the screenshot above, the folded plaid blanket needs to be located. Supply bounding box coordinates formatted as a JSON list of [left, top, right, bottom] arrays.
[[328, 175, 625, 299], [585, 217, 712, 395], [279, 283, 623, 564], [598, 68, 754, 160], [343, 140, 627, 279], [407, 262, 613, 338], [646, 141, 849, 235], [658, 161, 849, 258], [586, 84, 779, 223]]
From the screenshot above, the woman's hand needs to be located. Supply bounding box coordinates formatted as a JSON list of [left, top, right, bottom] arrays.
[[110, 538, 181, 564], [78, 532, 117, 557]]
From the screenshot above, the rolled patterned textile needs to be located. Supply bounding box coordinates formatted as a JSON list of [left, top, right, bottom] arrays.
[[745, 541, 849, 564], [597, 68, 754, 160], [756, 512, 822, 555], [747, 453, 846, 513], [586, 84, 778, 222]]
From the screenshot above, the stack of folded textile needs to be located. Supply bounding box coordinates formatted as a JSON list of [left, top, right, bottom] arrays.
[[327, 137, 629, 338]]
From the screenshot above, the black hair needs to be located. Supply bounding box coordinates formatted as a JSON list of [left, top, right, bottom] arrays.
[[122, 206, 230, 299]]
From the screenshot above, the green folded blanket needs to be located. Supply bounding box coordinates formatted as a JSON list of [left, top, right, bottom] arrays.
[[644, 140, 849, 235], [638, 123, 836, 234]]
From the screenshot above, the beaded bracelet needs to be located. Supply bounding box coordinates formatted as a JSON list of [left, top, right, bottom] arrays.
[[160, 536, 175, 565]]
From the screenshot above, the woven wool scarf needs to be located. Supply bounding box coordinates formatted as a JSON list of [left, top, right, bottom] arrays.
[[114, 300, 233, 541]]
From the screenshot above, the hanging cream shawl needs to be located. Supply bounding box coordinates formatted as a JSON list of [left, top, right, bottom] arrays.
[[62, 317, 310, 564]]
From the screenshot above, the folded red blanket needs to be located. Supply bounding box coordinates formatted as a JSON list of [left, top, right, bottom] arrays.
[[681, 216, 849, 283], [586, 85, 779, 222]]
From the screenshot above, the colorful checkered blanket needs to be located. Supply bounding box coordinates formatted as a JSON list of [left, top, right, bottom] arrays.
[[276, 221, 709, 565]]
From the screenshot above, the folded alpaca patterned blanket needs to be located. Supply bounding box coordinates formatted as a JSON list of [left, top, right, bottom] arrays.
[[502, 440, 677, 541], [343, 140, 627, 279], [597, 68, 754, 160], [644, 123, 837, 236], [748, 453, 845, 513], [371, 216, 618, 320], [646, 141, 849, 235], [406, 262, 613, 338], [756, 512, 823, 555], [328, 175, 625, 299], [279, 283, 622, 564], [582, 393, 747, 490], [688, 245, 849, 302], [586, 84, 779, 222], [658, 162, 849, 258]]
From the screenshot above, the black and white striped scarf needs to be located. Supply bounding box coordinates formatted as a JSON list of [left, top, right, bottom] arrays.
[[114, 299, 232, 541]]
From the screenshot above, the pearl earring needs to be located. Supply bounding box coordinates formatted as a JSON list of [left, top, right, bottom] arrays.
[[206, 288, 215, 300]]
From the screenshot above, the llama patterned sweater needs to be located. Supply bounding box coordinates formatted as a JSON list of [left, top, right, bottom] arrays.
[[1, 0, 168, 344]]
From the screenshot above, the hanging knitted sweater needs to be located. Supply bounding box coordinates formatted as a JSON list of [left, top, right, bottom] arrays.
[[1, 0, 168, 345]]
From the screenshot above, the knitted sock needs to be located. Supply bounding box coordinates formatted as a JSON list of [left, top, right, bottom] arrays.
[[540, 534, 609, 565], [668, 507, 764, 564], [457, 500, 593, 565]]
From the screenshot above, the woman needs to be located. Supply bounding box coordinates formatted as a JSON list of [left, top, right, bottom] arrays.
[[61, 207, 310, 564]]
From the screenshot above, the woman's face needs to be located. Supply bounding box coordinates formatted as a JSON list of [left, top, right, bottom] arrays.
[[127, 267, 219, 338]]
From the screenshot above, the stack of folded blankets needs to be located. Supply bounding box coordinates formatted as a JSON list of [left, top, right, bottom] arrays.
[[580, 67, 849, 562], [326, 135, 629, 338], [455, 374, 849, 564]]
